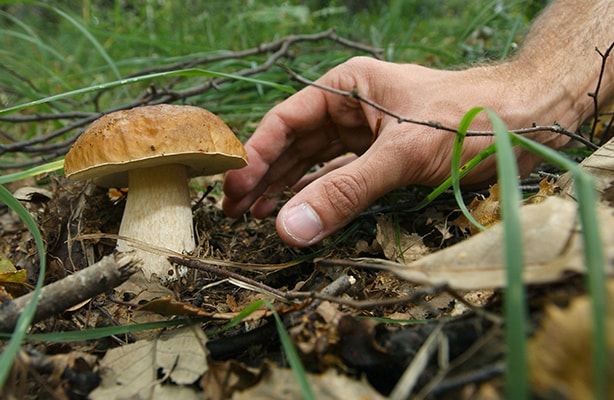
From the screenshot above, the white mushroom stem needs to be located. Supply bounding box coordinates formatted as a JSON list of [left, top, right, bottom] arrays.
[[116, 164, 194, 281]]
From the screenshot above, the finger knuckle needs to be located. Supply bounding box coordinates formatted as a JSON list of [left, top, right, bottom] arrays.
[[322, 172, 367, 221]]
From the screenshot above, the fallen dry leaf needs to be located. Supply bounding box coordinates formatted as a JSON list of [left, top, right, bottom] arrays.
[[455, 178, 557, 235], [138, 295, 271, 321], [0, 257, 27, 284], [529, 279, 614, 399], [523, 177, 558, 204], [233, 364, 385, 400], [90, 325, 209, 399], [201, 360, 263, 400], [360, 197, 614, 290], [454, 184, 501, 235], [0, 256, 29, 298], [558, 136, 614, 205], [376, 215, 430, 263], [115, 269, 175, 304]]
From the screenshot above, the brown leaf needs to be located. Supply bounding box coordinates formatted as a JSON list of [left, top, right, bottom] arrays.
[[529, 279, 614, 399], [524, 177, 558, 204], [376, 215, 430, 263], [90, 326, 209, 399], [233, 363, 385, 400], [454, 184, 501, 235], [362, 197, 614, 290], [558, 136, 614, 205], [201, 360, 263, 400]]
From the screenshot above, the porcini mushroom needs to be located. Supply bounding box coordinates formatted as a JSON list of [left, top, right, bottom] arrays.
[[64, 104, 248, 281]]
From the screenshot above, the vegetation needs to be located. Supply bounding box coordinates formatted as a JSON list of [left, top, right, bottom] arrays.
[[1, 0, 539, 147], [1, 1, 609, 399]]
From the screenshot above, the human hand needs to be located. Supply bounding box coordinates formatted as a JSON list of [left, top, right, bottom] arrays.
[[222, 56, 567, 247]]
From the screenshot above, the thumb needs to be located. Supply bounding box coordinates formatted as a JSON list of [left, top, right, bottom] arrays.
[[276, 151, 401, 247]]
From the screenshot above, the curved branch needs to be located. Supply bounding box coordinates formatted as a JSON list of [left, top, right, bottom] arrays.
[[0, 30, 383, 169], [282, 66, 598, 150]]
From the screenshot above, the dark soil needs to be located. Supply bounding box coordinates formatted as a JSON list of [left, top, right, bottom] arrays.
[[0, 173, 586, 399]]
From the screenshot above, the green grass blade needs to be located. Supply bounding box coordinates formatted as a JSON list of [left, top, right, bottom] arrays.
[[0, 185, 47, 387], [574, 173, 607, 400], [510, 133, 607, 400], [485, 109, 528, 400], [264, 300, 315, 400], [404, 142, 498, 213], [0, 318, 207, 343], [451, 107, 528, 397], [0, 160, 64, 184], [500, 15, 522, 60], [0, 68, 295, 117], [452, 107, 488, 231], [48, 6, 122, 82]]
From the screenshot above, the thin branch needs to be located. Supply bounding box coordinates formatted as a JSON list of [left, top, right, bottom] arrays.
[[0, 253, 140, 333], [168, 255, 290, 301], [125, 29, 382, 78], [0, 111, 96, 123], [168, 252, 500, 321], [0, 30, 382, 169], [589, 41, 614, 142], [282, 65, 598, 150]]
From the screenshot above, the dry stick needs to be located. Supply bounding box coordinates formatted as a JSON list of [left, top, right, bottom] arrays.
[[206, 272, 357, 359], [155, 29, 382, 100], [389, 323, 444, 400], [125, 29, 383, 78], [300, 274, 356, 313], [0, 30, 382, 168], [82, 232, 489, 315], [76, 234, 484, 314], [282, 66, 598, 151], [168, 255, 289, 300], [0, 111, 95, 123], [0, 253, 140, 333], [169, 253, 469, 315], [589, 41, 614, 142], [415, 326, 503, 399], [170, 255, 363, 309], [316, 258, 503, 323]]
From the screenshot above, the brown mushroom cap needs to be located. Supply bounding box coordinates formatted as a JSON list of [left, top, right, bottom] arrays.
[[64, 104, 248, 187]]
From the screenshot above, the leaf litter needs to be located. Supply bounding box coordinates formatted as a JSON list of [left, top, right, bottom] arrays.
[[90, 325, 209, 399], [1, 140, 614, 398]]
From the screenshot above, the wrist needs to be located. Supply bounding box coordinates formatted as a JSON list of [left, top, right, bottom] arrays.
[[469, 61, 586, 150]]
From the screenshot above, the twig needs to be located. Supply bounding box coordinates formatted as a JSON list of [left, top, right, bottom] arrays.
[[282, 65, 598, 150], [124, 29, 382, 78], [206, 272, 357, 359], [0, 30, 382, 169], [315, 258, 503, 323], [415, 326, 502, 399], [300, 274, 356, 314], [589, 41, 614, 142], [168, 255, 289, 300], [169, 252, 473, 315], [0, 253, 140, 333], [430, 361, 506, 396], [389, 323, 444, 400]]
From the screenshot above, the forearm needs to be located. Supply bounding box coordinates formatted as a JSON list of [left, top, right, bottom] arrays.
[[412, 0, 613, 184], [512, 0, 614, 131]]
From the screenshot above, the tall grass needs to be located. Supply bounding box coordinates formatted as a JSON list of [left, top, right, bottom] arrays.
[[451, 111, 606, 399], [1, 1, 538, 110]]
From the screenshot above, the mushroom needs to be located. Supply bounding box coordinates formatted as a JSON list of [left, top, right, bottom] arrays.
[[63, 104, 248, 281]]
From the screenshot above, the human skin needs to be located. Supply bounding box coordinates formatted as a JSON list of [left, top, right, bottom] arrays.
[[223, 0, 614, 247]]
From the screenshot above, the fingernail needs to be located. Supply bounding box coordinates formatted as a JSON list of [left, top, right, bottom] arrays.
[[281, 202, 323, 245]]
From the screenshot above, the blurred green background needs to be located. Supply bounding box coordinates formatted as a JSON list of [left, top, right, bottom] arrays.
[[0, 0, 546, 166]]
